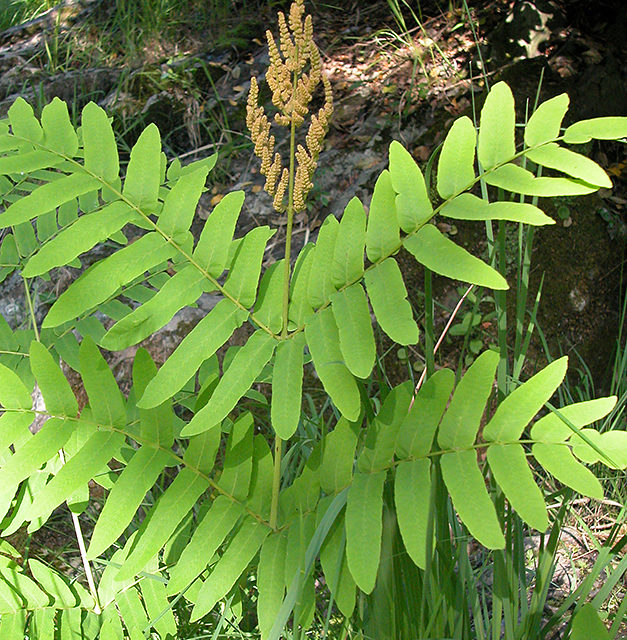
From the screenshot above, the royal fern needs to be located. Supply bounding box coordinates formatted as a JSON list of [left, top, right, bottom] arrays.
[[0, 4, 626, 637]]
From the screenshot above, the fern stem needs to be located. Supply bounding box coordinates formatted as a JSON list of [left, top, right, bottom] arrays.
[[424, 268, 434, 377], [22, 276, 39, 342], [59, 448, 102, 614]]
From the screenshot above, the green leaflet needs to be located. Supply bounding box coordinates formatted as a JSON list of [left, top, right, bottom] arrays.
[[438, 350, 499, 450], [254, 259, 284, 334], [122, 124, 161, 208], [331, 284, 376, 379], [43, 232, 177, 328], [319, 509, 355, 618], [0, 418, 74, 490], [388, 141, 432, 232], [570, 429, 627, 469], [224, 226, 274, 307], [100, 265, 206, 350], [79, 337, 127, 427], [138, 299, 248, 409], [483, 357, 567, 442], [258, 532, 287, 640], [29, 341, 78, 416], [365, 170, 400, 263], [532, 443, 603, 499], [404, 224, 508, 290], [345, 470, 386, 594], [0, 150, 64, 175], [27, 430, 124, 522], [484, 163, 598, 196], [332, 197, 366, 288], [524, 143, 612, 188], [486, 444, 547, 531], [478, 82, 515, 170], [23, 202, 135, 277], [305, 307, 361, 421], [437, 115, 476, 199], [0, 362, 33, 410], [158, 167, 209, 242], [185, 427, 222, 475], [570, 604, 611, 640], [320, 417, 359, 494], [245, 436, 274, 518], [182, 331, 277, 436], [396, 368, 454, 458], [41, 98, 78, 156], [394, 459, 432, 569], [190, 517, 270, 621], [0, 173, 101, 228], [524, 93, 569, 147], [218, 413, 254, 500], [439, 193, 554, 226], [193, 190, 244, 275], [140, 558, 177, 639], [441, 450, 505, 549], [271, 333, 305, 439], [563, 116, 627, 144], [364, 257, 419, 345], [0, 566, 49, 611], [82, 102, 119, 182], [288, 243, 315, 327], [358, 383, 412, 473], [530, 397, 617, 442], [8, 97, 43, 145], [117, 468, 210, 581], [28, 559, 78, 608], [86, 445, 171, 560], [115, 587, 148, 638], [131, 348, 174, 445], [308, 215, 339, 308], [167, 496, 244, 595]]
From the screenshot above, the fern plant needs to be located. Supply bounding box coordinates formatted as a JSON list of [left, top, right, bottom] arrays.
[[0, 1, 626, 637]]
